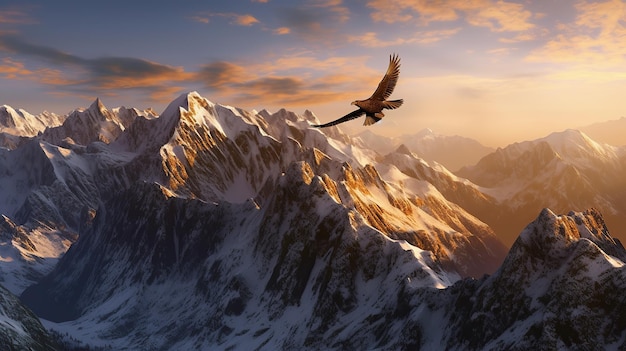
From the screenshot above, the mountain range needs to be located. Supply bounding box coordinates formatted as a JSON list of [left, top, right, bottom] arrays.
[[457, 129, 626, 245], [0, 92, 624, 349], [354, 128, 494, 172]]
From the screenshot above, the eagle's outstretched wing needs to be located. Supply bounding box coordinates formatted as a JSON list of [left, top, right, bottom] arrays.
[[311, 109, 365, 128], [369, 53, 401, 101]]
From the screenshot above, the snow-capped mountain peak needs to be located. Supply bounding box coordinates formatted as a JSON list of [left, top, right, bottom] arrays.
[[515, 208, 625, 262], [0, 105, 63, 138], [5, 91, 626, 349], [540, 129, 621, 164], [438, 208, 626, 350], [457, 129, 626, 245], [87, 97, 107, 115]]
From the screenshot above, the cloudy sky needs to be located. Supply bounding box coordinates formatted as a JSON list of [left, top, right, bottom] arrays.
[[1, 0, 625, 146]]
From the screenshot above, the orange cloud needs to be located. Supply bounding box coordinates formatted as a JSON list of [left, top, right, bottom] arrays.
[[367, 0, 534, 32], [349, 28, 460, 47], [0, 57, 31, 77], [273, 27, 291, 35], [0, 33, 196, 102], [0, 57, 79, 86], [95, 67, 193, 90], [527, 0, 626, 65], [234, 14, 260, 26], [465, 1, 534, 32], [189, 12, 260, 27], [196, 54, 383, 107]]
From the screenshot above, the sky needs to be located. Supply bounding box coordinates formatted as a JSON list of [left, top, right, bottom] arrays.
[[1, 0, 626, 147]]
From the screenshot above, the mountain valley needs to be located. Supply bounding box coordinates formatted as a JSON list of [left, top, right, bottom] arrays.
[[0, 92, 624, 349]]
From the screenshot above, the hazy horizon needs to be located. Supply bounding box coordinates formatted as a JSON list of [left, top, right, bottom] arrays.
[[1, 1, 626, 147]]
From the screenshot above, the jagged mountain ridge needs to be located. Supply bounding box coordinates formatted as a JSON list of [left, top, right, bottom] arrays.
[[435, 208, 626, 350], [0, 105, 64, 150], [1, 92, 624, 349], [22, 168, 456, 349], [457, 129, 626, 245], [22, 202, 626, 349], [41, 98, 156, 147], [0, 92, 505, 279], [0, 105, 64, 138], [12, 92, 506, 349]]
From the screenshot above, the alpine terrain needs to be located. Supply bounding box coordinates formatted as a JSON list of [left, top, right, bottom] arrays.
[[354, 128, 494, 171], [458, 130, 626, 245], [0, 92, 624, 349]]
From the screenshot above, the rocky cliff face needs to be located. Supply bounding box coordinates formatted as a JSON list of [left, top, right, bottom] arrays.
[[11, 92, 504, 349], [433, 208, 626, 350], [21, 167, 458, 349], [4, 92, 624, 349], [0, 284, 58, 351]]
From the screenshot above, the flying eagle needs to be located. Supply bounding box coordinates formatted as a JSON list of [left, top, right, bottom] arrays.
[[312, 54, 403, 128]]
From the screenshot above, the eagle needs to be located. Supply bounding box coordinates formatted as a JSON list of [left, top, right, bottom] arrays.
[[312, 54, 403, 128]]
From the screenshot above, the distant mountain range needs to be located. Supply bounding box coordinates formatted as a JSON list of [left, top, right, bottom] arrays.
[[457, 129, 626, 245], [354, 128, 494, 171], [1, 92, 625, 349]]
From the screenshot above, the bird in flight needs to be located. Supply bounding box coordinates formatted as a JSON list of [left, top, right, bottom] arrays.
[[312, 54, 403, 128]]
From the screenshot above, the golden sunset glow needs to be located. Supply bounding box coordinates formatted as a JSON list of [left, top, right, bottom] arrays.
[[1, 1, 625, 146]]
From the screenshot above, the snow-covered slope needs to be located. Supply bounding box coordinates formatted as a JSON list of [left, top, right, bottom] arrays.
[[457, 129, 626, 245], [436, 208, 626, 350], [41, 98, 155, 146], [22, 168, 456, 350], [0, 105, 64, 138], [0, 105, 64, 150], [0, 138, 95, 293], [6, 91, 504, 349], [0, 283, 58, 350], [3, 92, 626, 349]]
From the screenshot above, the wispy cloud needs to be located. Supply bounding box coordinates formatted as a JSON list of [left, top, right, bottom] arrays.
[[275, 0, 351, 43], [197, 61, 248, 90], [527, 0, 626, 66], [189, 16, 209, 24], [196, 54, 381, 107], [0, 6, 36, 25], [0, 29, 387, 107], [273, 27, 291, 35], [0, 57, 35, 78], [0, 33, 81, 65], [310, 0, 350, 23], [487, 47, 516, 55], [367, 0, 534, 32], [348, 28, 460, 47], [190, 12, 260, 27], [233, 14, 260, 26], [0, 33, 193, 101], [0, 57, 77, 86], [499, 31, 541, 43]]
